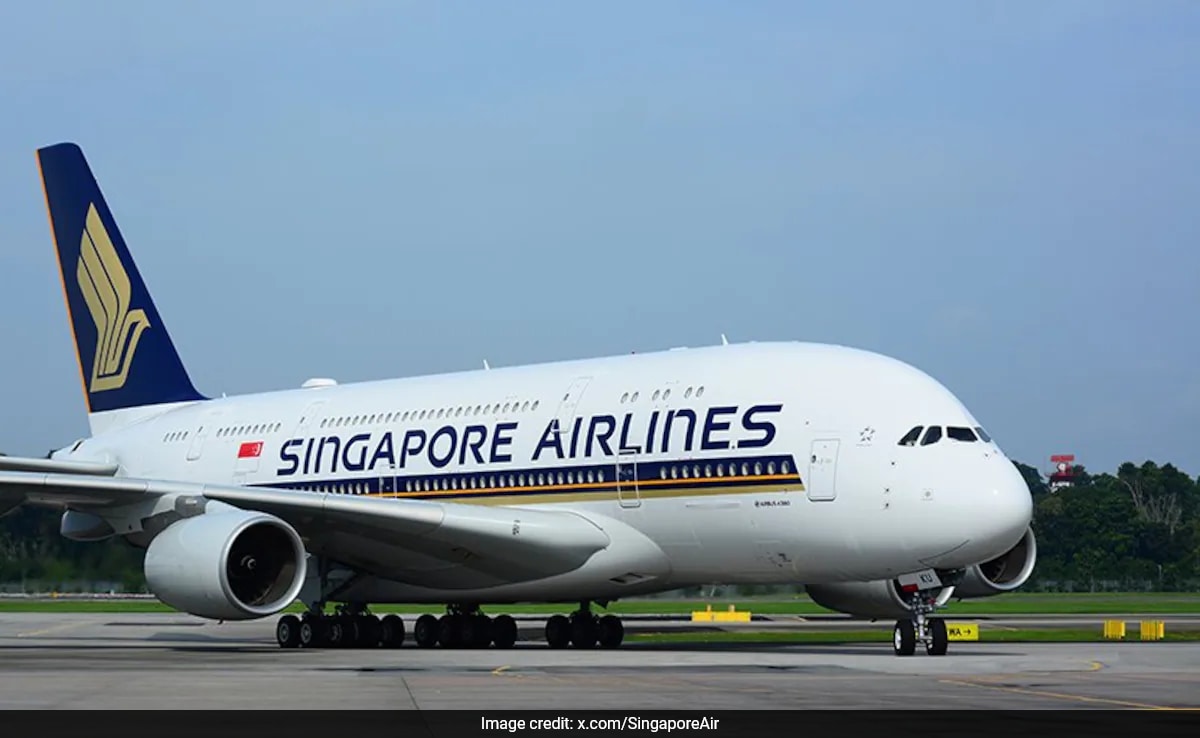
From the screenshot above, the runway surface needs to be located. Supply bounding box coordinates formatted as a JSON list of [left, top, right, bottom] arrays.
[[1, 613, 1198, 710]]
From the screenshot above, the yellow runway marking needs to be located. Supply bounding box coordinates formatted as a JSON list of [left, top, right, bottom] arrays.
[[939, 677, 1180, 710], [17, 621, 88, 638], [491, 665, 511, 676]]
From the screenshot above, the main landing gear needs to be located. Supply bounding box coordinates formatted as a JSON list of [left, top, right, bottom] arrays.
[[275, 601, 627, 649], [275, 604, 520, 650], [276, 604, 406, 649], [544, 602, 624, 649], [411, 606, 519, 649]]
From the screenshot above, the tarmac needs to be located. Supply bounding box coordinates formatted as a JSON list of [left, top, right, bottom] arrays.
[[1, 613, 1198, 710]]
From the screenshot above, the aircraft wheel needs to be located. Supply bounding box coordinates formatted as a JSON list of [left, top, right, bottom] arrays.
[[414, 614, 439, 648], [545, 614, 571, 649], [380, 614, 405, 648], [597, 615, 624, 649], [438, 614, 465, 648], [893, 620, 916, 656], [276, 614, 301, 648], [298, 616, 321, 648], [467, 615, 493, 648], [357, 615, 382, 647], [492, 615, 518, 649], [925, 617, 948, 656], [326, 617, 347, 648]]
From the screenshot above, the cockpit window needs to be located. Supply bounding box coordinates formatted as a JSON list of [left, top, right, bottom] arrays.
[[946, 426, 977, 442], [975, 426, 992, 442], [920, 426, 942, 445], [898, 426, 923, 446]]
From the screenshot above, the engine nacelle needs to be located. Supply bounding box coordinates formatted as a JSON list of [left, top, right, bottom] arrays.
[[806, 526, 1038, 618], [144, 509, 307, 621], [954, 526, 1037, 598], [805, 579, 956, 620]]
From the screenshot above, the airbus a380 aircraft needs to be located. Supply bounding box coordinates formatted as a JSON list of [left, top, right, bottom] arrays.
[[0, 143, 1036, 657]]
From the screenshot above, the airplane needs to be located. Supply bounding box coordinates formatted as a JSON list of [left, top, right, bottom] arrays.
[[0, 142, 1036, 657]]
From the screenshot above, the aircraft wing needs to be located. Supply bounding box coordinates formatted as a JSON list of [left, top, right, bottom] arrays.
[[0, 470, 612, 585]]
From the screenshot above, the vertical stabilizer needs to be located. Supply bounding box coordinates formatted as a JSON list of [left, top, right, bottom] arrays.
[[36, 142, 206, 432]]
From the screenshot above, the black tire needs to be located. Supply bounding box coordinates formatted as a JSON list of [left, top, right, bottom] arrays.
[[469, 615, 493, 648], [893, 620, 916, 656], [414, 614, 439, 648], [926, 618, 948, 656], [492, 615, 518, 649], [545, 615, 571, 649], [597, 615, 624, 649], [276, 614, 301, 648], [380, 614, 405, 648], [299, 614, 324, 648], [357, 615, 382, 647], [438, 614, 464, 648], [326, 618, 346, 648]]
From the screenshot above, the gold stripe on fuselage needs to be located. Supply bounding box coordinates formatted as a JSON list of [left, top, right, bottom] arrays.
[[359, 473, 804, 507]]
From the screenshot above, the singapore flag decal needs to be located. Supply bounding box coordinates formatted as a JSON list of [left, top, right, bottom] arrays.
[[237, 441, 264, 459]]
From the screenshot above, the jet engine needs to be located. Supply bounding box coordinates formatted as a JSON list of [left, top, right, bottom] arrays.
[[144, 509, 307, 621], [804, 578, 957, 620], [806, 526, 1037, 619], [952, 525, 1037, 597]]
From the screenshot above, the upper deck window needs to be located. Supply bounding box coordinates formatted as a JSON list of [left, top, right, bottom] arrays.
[[920, 426, 942, 445], [946, 426, 978, 442], [974, 426, 992, 442], [898, 426, 923, 446]]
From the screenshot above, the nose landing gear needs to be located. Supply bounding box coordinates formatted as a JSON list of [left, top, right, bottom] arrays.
[[892, 570, 953, 656]]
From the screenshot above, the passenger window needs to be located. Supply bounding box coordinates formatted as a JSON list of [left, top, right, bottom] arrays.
[[975, 426, 992, 443], [920, 426, 942, 445], [898, 426, 923, 446], [947, 426, 977, 442]]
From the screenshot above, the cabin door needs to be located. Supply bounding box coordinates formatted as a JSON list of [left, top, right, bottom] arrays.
[[806, 439, 840, 501]]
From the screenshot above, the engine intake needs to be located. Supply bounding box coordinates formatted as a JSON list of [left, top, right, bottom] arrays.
[[144, 510, 307, 621], [954, 526, 1037, 597]]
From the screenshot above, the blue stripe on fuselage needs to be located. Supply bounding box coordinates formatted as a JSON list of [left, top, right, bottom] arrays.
[[251, 453, 801, 501]]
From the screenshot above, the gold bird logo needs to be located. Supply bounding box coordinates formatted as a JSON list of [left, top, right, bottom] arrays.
[[76, 203, 150, 393]]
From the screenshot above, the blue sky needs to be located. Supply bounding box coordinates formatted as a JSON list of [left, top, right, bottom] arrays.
[[0, 1, 1197, 477]]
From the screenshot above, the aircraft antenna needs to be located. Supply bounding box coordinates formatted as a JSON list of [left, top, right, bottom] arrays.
[[483, 360, 490, 370], [720, 333, 729, 346]]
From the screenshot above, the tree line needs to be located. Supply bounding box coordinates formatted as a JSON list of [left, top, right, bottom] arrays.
[[1, 455, 1198, 593]]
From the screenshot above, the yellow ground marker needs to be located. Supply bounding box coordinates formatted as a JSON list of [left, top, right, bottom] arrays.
[[946, 622, 979, 641], [691, 604, 752, 623]]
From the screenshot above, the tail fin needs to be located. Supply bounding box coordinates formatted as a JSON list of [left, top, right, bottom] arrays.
[[36, 142, 206, 425]]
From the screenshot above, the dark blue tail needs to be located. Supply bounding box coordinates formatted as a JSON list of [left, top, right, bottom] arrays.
[[37, 142, 206, 415]]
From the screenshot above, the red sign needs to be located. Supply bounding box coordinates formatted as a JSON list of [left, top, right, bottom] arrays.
[[237, 441, 264, 459]]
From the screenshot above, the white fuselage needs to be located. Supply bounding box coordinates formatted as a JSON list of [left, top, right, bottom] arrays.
[[64, 341, 1033, 603]]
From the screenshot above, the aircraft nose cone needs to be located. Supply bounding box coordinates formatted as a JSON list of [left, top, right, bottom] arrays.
[[969, 458, 1034, 560], [916, 456, 1034, 570]]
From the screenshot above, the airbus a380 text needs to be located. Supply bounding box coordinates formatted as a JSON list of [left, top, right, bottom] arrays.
[[0, 143, 1036, 656]]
